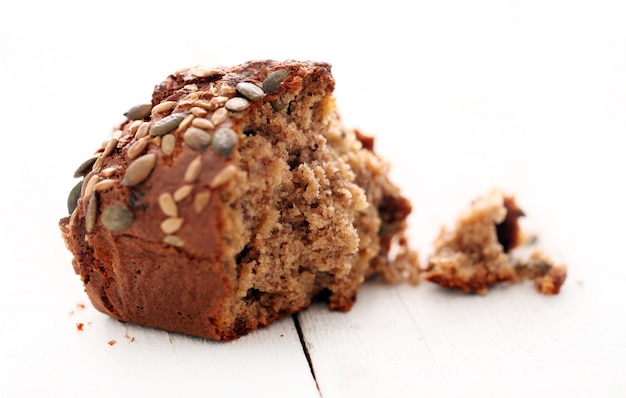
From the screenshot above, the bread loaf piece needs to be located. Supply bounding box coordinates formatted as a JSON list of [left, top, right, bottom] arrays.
[[60, 60, 419, 341]]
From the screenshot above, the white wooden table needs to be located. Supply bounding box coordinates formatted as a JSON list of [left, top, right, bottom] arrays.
[[2, 1, 625, 396]]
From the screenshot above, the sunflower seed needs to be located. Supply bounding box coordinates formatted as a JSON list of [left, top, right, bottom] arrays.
[[102, 138, 119, 159], [211, 128, 238, 158], [190, 67, 221, 78], [101, 205, 134, 232], [83, 174, 99, 198], [151, 101, 177, 116], [112, 130, 123, 140], [80, 170, 97, 197], [194, 190, 211, 214], [225, 97, 250, 112], [184, 155, 203, 183], [101, 167, 117, 177], [127, 136, 151, 160], [161, 134, 176, 155], [184, 83, 198, 91], [211, 107, 229, 126], [212, 96, 229, 107], [91, 156, 104, 173], [129, 120, 143, 134], [236, 82, 264, 101], [262, 69, 289, 94], [152, 136, 161, 146], [163, 235, 185, 247], [124, 103, 152, 120], [150, 113, 187, 137], [121, 153, 156, 187], [67, 180, 83, 214], [191, 117, 215, 130], [93, 179, 116, 192], [210, 164, 237, 188], [73, 157, 98, 178], [173, 184, 193, 202], [135, 122, 151, 139], [158, 192, 178, 217], [86, 193, 98, 232], [160, 217, 184, 234], [183, 128, 212, 152], [193, 100, 217, 111], [190, 106, 208, 118], [175, 113, 195, 134], [218, 85, 236, 97]]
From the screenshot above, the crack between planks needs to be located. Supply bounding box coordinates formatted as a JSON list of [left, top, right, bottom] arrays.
[[292, 313, 323, 398]]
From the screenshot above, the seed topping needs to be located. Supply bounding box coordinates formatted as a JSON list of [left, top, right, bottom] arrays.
[[191, 117, 215, 130], [127, 136, 151, 159], [163, 235, 185, 247], [101, 205, 134, 232], [262, 69, 289, 94], [212, 128, 238, 158], [183, 128, 212, 152], [67, 180, 83, 214], [158, 192, 178, 217], [184, 155, 203, 183], [190, 107, 208, 118], [225, 97, 250, 112], [150, 113, 187, 137], [93, 179, 117, 192], [121, 153, 156, 187], [173, 184, 194, 202], [160, 217, 184, 234], [236, 82, 264, 101], [73, 157, 98, 178], [151, 101, 177, 116], [161, 134, 176, 155], [135, 122, 151, 139], [190, 67, 221, 78], [124, 103, 152, 120], [211, 107, 229, 126], [85, 193, 98, 232], [194, 190, 211, 214], [101, 167, 117, 178], [210, 164, 237, 188]]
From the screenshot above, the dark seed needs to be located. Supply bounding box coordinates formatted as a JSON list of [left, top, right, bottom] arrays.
[[121, 153, 157, 187], [262, 69, 289, 94], [101, 205, 134, 232], [150, 113, 187, 137], [67, 180, 83, 214], [236, 82, 264, 101], [73, 156, 98, 178], [211, 128, 238, 158], [124, 103, 152, 120], [85, 193, 98, 232]]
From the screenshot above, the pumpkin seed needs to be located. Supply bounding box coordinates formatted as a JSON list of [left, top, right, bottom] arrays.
[[101, 205, 134, 232], [225, 97, 250, 112], [124, 103, 152, 120], [236, 82, 264, 101], [73, 157, 98, 178], [121, 153, 156, 187], [150, 113, 187, 136], [211, 128, 238, 158], [67, 180, 83, 214], [85, 192, 98, 232], [161, 134, 176, 155], [262, 69, 289, 94], [183, 127, 212, 152]]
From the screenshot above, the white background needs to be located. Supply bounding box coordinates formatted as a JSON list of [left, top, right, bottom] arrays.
[[1, 0, 625, 397]]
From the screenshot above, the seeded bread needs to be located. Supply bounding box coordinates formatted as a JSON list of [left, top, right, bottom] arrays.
[[59, 60, 419, 341], [423, 190, 567, 295]]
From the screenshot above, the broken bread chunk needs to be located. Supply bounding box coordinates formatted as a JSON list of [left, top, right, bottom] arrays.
[[59, 60, 419, 341], [423, 190, 566, 295]]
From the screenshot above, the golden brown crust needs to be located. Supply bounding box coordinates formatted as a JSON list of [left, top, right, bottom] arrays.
[[60, 60, 419, 341]]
